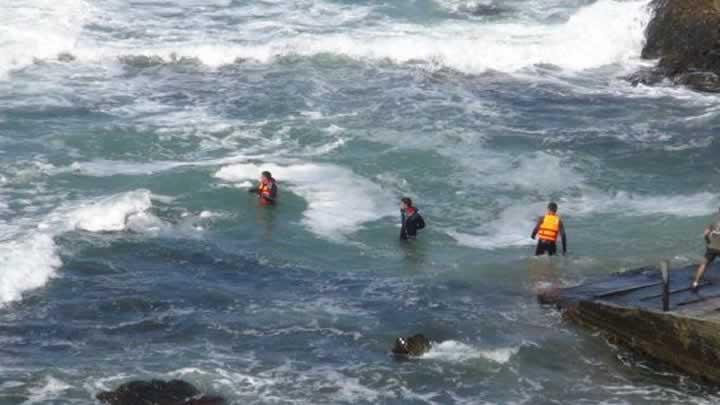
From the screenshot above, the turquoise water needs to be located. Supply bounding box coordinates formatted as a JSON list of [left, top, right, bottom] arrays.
[[1, 0, 720, 403]]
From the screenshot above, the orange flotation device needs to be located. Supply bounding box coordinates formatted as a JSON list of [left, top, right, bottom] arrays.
[[538, 214, 560, 242]]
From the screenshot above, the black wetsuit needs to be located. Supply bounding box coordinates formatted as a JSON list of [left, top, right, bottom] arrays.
[[400, 208, 425, 240], [531, 216, 567, 256]]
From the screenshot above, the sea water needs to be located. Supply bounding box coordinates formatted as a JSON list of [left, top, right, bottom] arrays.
[[1, 0, 719, 403]]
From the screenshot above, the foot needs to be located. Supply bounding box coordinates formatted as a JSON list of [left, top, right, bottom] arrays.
[[691, 280, 700, 293]]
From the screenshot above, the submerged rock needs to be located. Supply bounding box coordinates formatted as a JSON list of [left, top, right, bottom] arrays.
[[117, 53, 202, 68], [467, 3, 511, 17], [96, 379, 225, 405], [637, 0, 720, 92], [625, 67, 667, 87], [57, 52, 76, 63], [392, 334, 432, 356]]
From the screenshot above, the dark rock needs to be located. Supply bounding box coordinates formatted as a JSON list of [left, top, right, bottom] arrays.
[[636, 0, 720, 92], [57, 52, 76, 62], [467, 4, 511, 17], [118, 55, 166, 68], [673, 71, 720, 92], [392, 334, 432, 356], [624, 67, 667, 87], [96, 379, 225, 405], [167, 52, 202, 65]]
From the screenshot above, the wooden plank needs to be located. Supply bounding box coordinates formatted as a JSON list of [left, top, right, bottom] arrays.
[[639, 281, 711, 301], [591, 281, 662, 299], [676, 293, 720, 307], [675, 297, 720, 316]]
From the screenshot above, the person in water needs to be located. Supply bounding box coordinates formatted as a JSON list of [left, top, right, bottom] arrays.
[[531, 202, 567, 256], [248, 171, 278, 205], [400, 197, 425, 240], [692, 208, 720, 290]]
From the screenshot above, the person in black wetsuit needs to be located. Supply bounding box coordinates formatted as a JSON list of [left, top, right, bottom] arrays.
[[400, 197, 425, 240], [531, 202, 567, 256]]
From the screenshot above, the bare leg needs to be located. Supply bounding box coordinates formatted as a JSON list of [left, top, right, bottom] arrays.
[[693, 258, 709, 289]]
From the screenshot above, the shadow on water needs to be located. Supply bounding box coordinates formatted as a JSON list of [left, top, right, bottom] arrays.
[[528, 255, 563, 292], [399, 238, 430, 271], [254, 203, 277, 241]]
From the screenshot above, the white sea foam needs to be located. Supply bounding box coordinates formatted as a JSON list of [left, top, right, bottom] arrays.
[[0, 0, 92, 78], [64, 190, 154, 232], [68, 160, 186, 177], [423, 340, 519, 364], [323, 369, 382, 403], [22, 0, 649, 76], [0, 234, 61, 304], [0, 190, 159, 306], [466, 151, 584, 192], [24, 376, 72, 404], [448, 202, 545, 250], [215, 162, 395, 240], [208, 363, 389, 403], [563, 191, 720, 218], [273, 1, 647, 74], [450, 191, 718, 250], [436, 0, 497, 14]]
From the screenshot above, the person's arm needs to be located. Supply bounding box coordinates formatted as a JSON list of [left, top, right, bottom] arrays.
[[406, 217, 417, 238], [705, 225, 712, 244], [531, 217, 542, 239], [560, 220, 567, 255], [417, 214, 426, 230]]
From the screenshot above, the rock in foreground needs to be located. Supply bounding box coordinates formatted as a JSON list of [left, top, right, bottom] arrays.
[[96, 379, 225, 405], [392, 334, 432, 356]]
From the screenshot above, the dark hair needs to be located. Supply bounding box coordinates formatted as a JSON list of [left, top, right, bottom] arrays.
[[401, 197, 413, 207], [261, 171, 272, 180], [548, 202, 558, 213]]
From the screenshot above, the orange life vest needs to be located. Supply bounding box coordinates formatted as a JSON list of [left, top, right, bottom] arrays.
[[538, 214, 560, 242], [258, 181, 274, 205]]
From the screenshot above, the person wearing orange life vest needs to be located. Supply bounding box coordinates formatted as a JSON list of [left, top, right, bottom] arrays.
[[248, 171, 277, 205], [531, 202, 567, 256]]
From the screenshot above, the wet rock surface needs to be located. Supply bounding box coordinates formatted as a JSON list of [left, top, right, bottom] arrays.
[[635, 0, 720, 92], [96, 379, 225, 405], [392, 334, 432, 357]]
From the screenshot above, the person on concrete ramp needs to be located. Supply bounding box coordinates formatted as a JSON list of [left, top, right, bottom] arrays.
[[692, 208, 720, 291]]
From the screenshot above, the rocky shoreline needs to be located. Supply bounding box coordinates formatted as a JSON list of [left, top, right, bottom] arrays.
[[630, 0, 720, 92]]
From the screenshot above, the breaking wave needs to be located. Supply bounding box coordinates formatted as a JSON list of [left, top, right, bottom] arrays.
[[0, 190, 156, 306]]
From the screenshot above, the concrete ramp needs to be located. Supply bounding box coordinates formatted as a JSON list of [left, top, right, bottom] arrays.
[[539, 264, 720, 383]]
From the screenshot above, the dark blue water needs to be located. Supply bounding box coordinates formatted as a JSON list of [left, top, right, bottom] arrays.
[[2, 0, 720, 403]]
